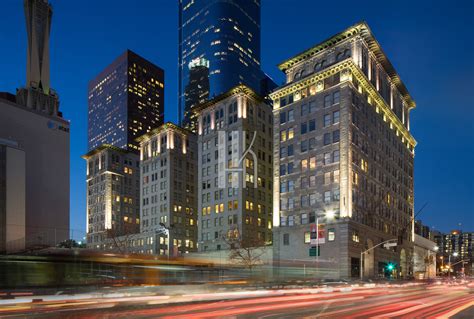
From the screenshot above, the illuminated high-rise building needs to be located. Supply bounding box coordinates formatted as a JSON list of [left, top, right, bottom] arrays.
[[178, 0, 274, 126], [271, 22, 416, 279], [183, 58, 210, 132], [88, 50, 165, 153]]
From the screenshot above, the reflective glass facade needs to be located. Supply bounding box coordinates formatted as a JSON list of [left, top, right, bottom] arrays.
[[88, 50, 164, 152], [179, 0, 269, 127]]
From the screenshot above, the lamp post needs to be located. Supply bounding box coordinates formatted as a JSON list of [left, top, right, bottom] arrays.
[[448, 252, 459, 279], [360, 238, 397, 280], [313, 210, 337, 279]]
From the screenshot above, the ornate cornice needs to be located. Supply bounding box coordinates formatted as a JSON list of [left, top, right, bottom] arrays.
[[270, 59, 416, 149]]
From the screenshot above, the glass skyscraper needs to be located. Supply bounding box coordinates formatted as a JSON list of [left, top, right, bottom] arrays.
[[88, 50, 165, 152], [178, 0, 273, 128]]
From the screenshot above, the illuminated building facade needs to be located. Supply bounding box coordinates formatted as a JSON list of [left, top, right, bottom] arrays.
[[178, 0, 273, 125], [183, 58, 210, 132], [88, 50, 164, 153], [138, 123, 198, 255], [434, 230, 474, 263], [271, 22, 416, 279], [83, 145, 140, 248], [195, 85, 273, 252]]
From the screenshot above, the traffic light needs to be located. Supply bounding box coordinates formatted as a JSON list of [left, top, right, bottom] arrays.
[[387, 263, 395, 271]]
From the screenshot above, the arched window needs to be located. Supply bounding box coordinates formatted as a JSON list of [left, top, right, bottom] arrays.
[[344, 49, 350, 58], [294, 72, 300, 80], [300, 69, 306, 78], [336, 52, 344, 62]]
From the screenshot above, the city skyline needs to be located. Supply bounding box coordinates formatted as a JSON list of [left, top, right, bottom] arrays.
[[1, 0, 473, 238]]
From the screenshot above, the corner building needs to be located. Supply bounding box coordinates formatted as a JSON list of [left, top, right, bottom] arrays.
[[83, 145, 140, 248], [195, 85, 273, 252], [271, 22, 416, 279], [138, 123, 198, 255]]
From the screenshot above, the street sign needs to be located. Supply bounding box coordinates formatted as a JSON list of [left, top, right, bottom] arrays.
[[311, 238, 325, 245], [384, 242, 397, 248], [309, 246, 320, 257]]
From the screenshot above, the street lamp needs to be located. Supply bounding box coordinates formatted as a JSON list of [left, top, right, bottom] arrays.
[[313, 210, 338, 278], [448, 252, 459, 279]]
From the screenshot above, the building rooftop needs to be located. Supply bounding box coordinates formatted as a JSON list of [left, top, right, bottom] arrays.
[[277, 21, 415, 109], [135, 122, 194, 143], [191, 84, 265, 114], [81, 144, 129, 159]]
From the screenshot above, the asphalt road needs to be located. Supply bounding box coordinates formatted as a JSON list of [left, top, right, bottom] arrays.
[[1, 283, 472, 318]]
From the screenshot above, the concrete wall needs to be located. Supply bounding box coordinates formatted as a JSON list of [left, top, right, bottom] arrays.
[[0, 98, 70, 248]]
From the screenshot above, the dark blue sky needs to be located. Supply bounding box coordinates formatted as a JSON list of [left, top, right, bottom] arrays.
[[1, 0, 473, 237]]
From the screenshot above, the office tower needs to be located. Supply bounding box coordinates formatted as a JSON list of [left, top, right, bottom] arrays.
[[183, 58, 210, 132], [83, 145, 140, 248], [88, 50, 165, 152], [271, 22, 416, 279], [178, 0, 274, 127], [0, 0, 69, 252], [16, 0, 59, 116], [195, 85, 273, 252], [138, 123, 198, 255], [0, 139, 26, 253]]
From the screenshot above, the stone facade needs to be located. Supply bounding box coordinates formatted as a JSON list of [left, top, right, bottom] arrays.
[[195, 85, 273, 252], [83, 145, 140, 248], [138, 123, 198, 255], [270, 22, 416, 279]]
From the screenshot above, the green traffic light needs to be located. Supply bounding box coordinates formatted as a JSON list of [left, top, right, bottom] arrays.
[[387, 263, 395, 271]]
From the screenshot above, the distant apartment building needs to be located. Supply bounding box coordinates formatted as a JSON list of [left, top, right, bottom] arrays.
[[0, 0, 69, 252], [0, 139, 26, 253], [137, 123, 198, 255], [194, 85, 273, 252], [88, 50, 164, 152], [271, 22, 416, 279], [433, 230, 474, 260], [83, 145, 140, 248]]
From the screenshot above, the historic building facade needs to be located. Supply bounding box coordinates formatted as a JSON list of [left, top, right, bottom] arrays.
[[194, 85, 273, 252], [138, 123, 198, 255], [271, 22, 416, 279]]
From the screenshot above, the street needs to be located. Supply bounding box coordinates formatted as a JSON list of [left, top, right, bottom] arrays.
[[0, 282, 472, 318]]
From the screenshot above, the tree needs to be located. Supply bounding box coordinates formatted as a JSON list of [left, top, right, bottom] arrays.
[[57, 239, 85, 249], [225, 231, 267, 270]]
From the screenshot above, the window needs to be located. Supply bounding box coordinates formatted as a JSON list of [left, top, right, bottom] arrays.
[[288, 215, 295, 226], [288, 180, 295, 192], [333, 189, 340, 200], [301, 159, 308, 171], [280, 164, 286, 176], [324, 95, 332, 108], [288, 110, 294, 121], [333, 111, 340, 124], [324, 191, 331, 203], [280, 112, 287, 124], [283, 233, 290, 245], [310, 157, 316, 169], [301, 213, 309, 224], [333, 91, 340, 104], [280, 146, 287, 158], [324, 133, 331, 145], [333, 150, 340, 162], [328, 229, 336, 241], [334, 170, 340, 183], [288, 145, 294, 156], [324, 114, 331, 127], [309, 101, 317, 113], [309, 138, 316, 150], [288, 127, 294, 140], [304, 232, 311, 244], [280, 130, 287, 142], [301, 140, 308, 152], [324, 152, 331, 165], [301, 177, 308, 188], [301, 104, 308, 116], [287, 162, 294, 174], [309, 119, 316, 131], [352, 231, 360, 242], [301, 122, 307, 134], [301, 195, 309, 207], [324, 172, 331, 185], [333, 130, 340, 143], [309, 175, 316, 187], [310, 193, 316, 205]]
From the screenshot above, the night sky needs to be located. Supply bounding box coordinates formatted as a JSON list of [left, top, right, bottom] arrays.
[[1, 0, 473, 238]]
